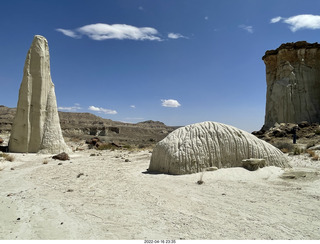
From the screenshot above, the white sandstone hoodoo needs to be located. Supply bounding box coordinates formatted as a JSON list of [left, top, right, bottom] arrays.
[[149, 121, 288, 175], [9, 35, 70, 153]]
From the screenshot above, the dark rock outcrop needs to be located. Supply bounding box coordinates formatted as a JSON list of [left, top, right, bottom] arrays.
[[52, 152, 70, 161]]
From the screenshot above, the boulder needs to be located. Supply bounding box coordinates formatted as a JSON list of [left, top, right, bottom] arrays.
[[8, 35, 70, 153], [52, 152, 70, 161], [263, 41, 320, 129], [149, 121, 289, 175], [298, 121, 310, 128], [272, 129, 287, 137], [242, 158, 266, 171]]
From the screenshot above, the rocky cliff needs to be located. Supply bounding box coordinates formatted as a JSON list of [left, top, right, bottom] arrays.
[[263, 41, 320, 129]]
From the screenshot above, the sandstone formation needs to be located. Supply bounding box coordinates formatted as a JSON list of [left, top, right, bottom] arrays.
[[241, 158, 266, 171], [263, 41, 320, 129], [9, 35, 70, 153], [149, 121, 288, 175]]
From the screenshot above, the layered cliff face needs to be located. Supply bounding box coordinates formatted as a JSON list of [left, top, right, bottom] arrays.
[[263, 41, 320, 129]]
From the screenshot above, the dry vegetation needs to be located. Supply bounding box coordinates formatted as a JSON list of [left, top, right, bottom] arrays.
[[306, 149, 319, 161], [0, 153, 15, 162]]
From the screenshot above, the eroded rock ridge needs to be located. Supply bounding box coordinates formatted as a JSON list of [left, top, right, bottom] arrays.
[[149, 121, 288, 175]]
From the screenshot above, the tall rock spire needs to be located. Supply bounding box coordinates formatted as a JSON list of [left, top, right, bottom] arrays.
[[9, 35, 70, 153], [262, 41, 320, 129]]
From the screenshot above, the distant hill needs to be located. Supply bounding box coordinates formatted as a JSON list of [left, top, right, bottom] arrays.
[[0, 105, 179, 146]]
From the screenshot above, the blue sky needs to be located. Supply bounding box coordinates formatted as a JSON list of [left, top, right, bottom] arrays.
[[1, 0, 320, 132]]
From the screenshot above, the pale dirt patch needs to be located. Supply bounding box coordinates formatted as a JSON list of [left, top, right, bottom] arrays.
[[0, 150, 319, 240]]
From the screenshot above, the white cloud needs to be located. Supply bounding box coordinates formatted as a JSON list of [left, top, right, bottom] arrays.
[[270, 14, 320, 32], [56, 28, 80, 38], [58, 104, 82, 112], [56, 23, 162, 41], [168, 32, 188, 39], [239, 24, 254, 33], [270, 16, 282, 23], [204, 16, 209, 20], [130, 105, 136, 109], [161, 99, 181, 108], [88, 105, 117, 114]]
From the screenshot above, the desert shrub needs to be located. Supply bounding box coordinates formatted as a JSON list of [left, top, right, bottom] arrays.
[[0, 153, 15, 162], [273, 142, 294, 153], [122, 145, 132, 150], [280, 148, 289, 153], [293, 147, 304, 155], [307, 150, 316, 157], [97, 143, 117, 150], [315, 129, 320, 135], [138, 144, 148, 149], [69, 136, 82, 142]]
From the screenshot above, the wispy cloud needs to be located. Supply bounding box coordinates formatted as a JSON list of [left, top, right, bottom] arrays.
[[270, 14, 320, 32], [56, 28, 80, 39], [239, 24, 254, 33], [130, 105, 136, 109], [56, 23, 162, 41], [168, 32, 188, 39], [270, 16, 282, 24], [58, 103, 82, 112], [161, 99, 181, 108], [88, 105, 117, 114]]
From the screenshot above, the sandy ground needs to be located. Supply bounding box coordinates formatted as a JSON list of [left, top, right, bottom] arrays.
[[1, 143, 320, 240]]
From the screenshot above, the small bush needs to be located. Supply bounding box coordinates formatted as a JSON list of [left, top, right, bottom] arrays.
[[315, 129, 320, 135], [1, 153, 15, 162], [138, 144, 147, 149], [273, 142, 295, 152], [280, 148, 289, 153], [122, 145, 132, 150], [293, 147, 303, 155], [307, 150, 316, 157]]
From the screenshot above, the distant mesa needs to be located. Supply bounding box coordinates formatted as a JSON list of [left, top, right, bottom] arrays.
[[262, 41, 320, 129], [149, 121, 288, 175], [9, 35, 70, 153]]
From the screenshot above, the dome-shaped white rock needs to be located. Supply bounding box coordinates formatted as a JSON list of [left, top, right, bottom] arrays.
[[149, 121, 288, 174]]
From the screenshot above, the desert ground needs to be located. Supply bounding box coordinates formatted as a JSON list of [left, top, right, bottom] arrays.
[[0, 138, 320, 240]]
